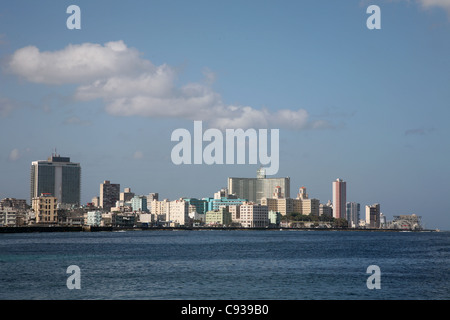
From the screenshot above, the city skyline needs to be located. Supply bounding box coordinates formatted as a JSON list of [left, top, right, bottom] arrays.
[[1, 1, 449, 230], [1, 151, 423, 229]]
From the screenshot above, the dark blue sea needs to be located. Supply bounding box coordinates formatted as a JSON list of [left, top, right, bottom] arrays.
[[0, 230, 449, 300]]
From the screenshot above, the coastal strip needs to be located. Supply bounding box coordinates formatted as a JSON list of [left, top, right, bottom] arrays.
[[0, 226, 439, 233]]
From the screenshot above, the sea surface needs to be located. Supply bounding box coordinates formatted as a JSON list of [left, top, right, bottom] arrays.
[[0, 229, 449, 300]]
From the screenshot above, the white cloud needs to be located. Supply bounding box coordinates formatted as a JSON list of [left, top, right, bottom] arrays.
[[7, 40, 327, 130], [8, 149, 20, 161], [418, 0, 450, 13], [7, 40, 152, 85]]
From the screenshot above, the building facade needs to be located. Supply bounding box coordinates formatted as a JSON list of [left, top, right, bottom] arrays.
[[30, 154, 81, 206], [86, 210, 102, 226], [365, 203, 381, 228], [169, 199, 190, 226], [332, 179, 346, 219], [205, 207, 232, 226], [239, 202, 269, 228], [131, 195, 148, 212], [100, 180, 120, 211], [32, 193, 58, 224], [228, 169, 290, 204], [346, 202, 361, 228]]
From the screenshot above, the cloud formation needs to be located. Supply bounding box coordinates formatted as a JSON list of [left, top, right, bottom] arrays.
[[418, 0, 450, 14], [7, 40, 325, 130], [8, 149, 20, 161]]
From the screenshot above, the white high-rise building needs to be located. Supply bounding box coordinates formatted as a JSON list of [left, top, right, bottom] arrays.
[[332, 179, 346, 219], [169, 199, 190, 226]]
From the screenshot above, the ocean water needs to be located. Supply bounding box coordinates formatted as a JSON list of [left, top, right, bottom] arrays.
[[0, 229, 449, 300]]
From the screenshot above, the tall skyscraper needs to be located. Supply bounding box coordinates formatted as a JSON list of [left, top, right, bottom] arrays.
[[99, 180, 120, 211], [228, 169, 290, 204], [30, 153, 81, 206], [332, 178, 346, 219]]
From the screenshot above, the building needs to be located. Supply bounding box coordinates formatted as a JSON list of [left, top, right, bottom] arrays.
[[99, 180, 120, 211], [391, 214, 423, 230], [120, 188, 135, 202], [184, 198, 209, 215], [146, 193, 159, 205], [0, 198, 28, 211], [260, 186, 319, 216], [268, 210, 281, 227], [207, 196, 248, 212], [332, 179, 346, 219], [365, 203, 381, 228], [205, 207, 232, 226], [30, 153, 81, 206], [112, 213, 136, 228], [346, 202, 360, 228], [91, 196, 100, 207], [86, 211, 102, 226], [301, 198, 320, 216], [32, 193, 58, 224], [228, 169, 290, 204], [320, 201, 333, 217], [151, 199, 170, 222], [0, 208, 17, 226], [168, 199, 190, 226], [239, 202, 269, 228], [131, 195, 148, 212]]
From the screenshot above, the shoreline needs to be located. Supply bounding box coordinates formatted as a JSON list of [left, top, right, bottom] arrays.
[[0, 225, 441, 233]]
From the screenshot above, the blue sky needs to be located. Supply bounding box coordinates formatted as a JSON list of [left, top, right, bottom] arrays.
[[1, 0, 449, 230]]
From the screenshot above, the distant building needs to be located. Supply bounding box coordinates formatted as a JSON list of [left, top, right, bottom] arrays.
[[205, 207, 232, 226], [146, 193, 159, 204], [268, 210, 281, 227], [32, 193, 58, 224], [0, 198, 28, 211], [0, 208, 17, 226], [151, 199, 170, 222], [168, 199, 190, 226], [86, 211, 102, 226], [228, 169, 290, 204], [239, 202, 269, 228], [391, 214, 422, 230], [120, 188, 135, 202], [332, 179, 346, 219], [100, 180, 120, 211], [131, 195, 148, 212], [91, 196, 100, 207], [112, 213, 136, 228], [346, 202, 360, 228], [261, 186, 319, 216], [320, 200, 333, 217], [365, 203, 381, 228], [30, 153, 81, 206], [206, 195, 248, 212], [184, 198, 209, 215]]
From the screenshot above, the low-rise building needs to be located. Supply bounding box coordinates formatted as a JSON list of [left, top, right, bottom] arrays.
[[32, 193, 58, 224], [239, 202, 268, 228], [205, 207, 232, 226]]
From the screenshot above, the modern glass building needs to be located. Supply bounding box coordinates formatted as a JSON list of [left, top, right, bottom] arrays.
[[30, 154, 81, 206], [227, 169, 290, 204]]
